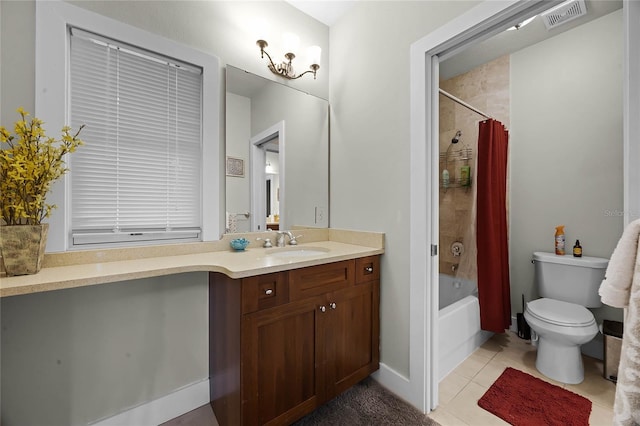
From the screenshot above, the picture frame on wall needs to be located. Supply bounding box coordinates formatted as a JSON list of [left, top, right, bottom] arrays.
[[226, 156, 244, 177]]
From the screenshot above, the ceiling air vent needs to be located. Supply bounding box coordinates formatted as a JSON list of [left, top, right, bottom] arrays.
[[541, 0, 587, 30]]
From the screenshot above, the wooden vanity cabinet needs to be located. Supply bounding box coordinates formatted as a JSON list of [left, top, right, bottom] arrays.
[[209, 255, 380, 426]]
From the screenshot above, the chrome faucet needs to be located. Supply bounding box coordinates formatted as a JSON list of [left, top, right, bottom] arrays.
[[276, 231, 299, 247]]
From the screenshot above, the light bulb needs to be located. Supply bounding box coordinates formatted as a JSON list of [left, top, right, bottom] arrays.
[[253, 19, 269, 42], [282, 32, 300, 55], [307, 46, 321, 65]]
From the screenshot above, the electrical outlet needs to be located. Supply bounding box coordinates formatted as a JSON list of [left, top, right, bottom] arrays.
[[315, 206, 325, 224]]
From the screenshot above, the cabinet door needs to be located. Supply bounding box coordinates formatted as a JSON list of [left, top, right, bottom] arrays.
[[241, 296, 327, 426], [325, 280, 380, 400]]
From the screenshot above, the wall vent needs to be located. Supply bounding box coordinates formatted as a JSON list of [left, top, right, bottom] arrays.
[[541, 0, 587, 30]]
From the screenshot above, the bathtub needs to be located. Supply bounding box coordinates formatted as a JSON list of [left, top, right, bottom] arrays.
[[438, 274, 493, 381]]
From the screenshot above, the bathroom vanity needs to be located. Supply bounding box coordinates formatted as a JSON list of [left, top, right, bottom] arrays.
[[209, 255, 380, 425], [0, 228, 383, 426]]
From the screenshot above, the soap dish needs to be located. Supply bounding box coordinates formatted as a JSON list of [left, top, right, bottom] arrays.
[[230, 238, 250, 251]]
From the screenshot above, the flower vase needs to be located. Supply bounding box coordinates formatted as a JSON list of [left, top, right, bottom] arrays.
[[0, 223, 49, 276]]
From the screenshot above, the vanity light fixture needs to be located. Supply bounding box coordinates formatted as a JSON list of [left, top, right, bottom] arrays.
[[256, 33, 321, 80]]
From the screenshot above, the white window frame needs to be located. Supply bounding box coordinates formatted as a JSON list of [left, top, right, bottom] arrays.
[[36, 1, 220, 252]]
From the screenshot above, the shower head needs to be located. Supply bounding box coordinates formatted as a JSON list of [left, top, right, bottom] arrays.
[[452, 131, 462, 144]]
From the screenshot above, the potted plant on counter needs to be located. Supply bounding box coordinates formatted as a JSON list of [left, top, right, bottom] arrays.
[[0, 108, 84, 276]]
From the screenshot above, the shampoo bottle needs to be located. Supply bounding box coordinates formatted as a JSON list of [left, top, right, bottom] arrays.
[[460, 165, 471, 187], [555, 226, 565, 255], [442, 169, 450, 189]]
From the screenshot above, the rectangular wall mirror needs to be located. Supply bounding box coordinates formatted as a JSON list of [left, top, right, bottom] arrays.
[[225, 65, 329, 234]]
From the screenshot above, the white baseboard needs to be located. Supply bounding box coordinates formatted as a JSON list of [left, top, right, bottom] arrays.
[[371, 363, 421, 409], [90, 378, 210, 426], [510, 315, 518, 333]]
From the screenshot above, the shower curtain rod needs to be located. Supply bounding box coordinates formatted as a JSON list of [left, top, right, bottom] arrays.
[[439, 88, 493, 120]]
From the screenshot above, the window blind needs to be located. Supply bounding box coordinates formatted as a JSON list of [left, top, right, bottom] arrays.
[[69, 28, 203, 246]]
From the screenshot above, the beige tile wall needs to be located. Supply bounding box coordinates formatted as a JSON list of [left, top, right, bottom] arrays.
[[439, 55, 510, 280]]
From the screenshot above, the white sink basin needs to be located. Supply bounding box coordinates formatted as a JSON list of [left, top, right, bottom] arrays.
[[266, 246, 330, 258]]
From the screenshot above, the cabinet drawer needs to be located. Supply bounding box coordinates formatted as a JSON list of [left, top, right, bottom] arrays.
[[289, 260, 354, 301], [355, 256, 380, 284], [242, 272, 288, 314]]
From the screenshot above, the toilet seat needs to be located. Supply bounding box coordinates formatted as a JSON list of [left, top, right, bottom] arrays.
[[526, 298, 595, 327]]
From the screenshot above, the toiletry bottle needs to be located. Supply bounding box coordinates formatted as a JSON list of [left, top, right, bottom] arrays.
[[442, 169, 450, 189], [555, 226, 565, 255], [460, 165, 470, 187], [573, 240, 582, 257]]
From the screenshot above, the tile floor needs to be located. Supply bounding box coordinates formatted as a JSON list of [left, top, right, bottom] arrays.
[[429, 331, 616, 425], [164, 331, 615, 425]]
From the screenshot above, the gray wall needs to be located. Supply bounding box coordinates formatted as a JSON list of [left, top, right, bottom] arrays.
[[329, 0, 480, 377], [226, 92, 252, 224], [1, 274, 208, 425], [510, 9, 624, 324], [0, 1, 329, 123], [0, 1, 329, 424], [0, 1, 35, 122]]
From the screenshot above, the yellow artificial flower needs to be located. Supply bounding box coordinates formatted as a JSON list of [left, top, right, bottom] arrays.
[[0, 108, 84, 225]]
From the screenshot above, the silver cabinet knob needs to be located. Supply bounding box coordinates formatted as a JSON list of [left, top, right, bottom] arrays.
[[264, 289, 273, 295], [319, 306, 326, 313], [329, 302, 337, 310], [365, 266, 373, 273]]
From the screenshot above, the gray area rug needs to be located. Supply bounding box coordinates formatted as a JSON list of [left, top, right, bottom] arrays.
[[293, 377, 441, 426]]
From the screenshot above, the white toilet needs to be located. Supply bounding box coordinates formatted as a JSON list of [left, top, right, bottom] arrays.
[[524, 251, 608, 384]]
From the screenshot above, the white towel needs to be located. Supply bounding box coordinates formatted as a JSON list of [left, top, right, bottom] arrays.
[[600, 219, 640, 425], [599, 219, 640, 308]]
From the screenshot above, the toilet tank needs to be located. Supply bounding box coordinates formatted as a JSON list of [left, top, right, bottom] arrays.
[[533, 251, 608, 308]]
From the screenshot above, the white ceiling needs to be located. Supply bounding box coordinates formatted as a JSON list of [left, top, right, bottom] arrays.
[[285, 1, 356, 26]]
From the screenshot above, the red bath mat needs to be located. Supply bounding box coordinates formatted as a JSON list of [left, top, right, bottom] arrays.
[[477, 367, 592, 426]]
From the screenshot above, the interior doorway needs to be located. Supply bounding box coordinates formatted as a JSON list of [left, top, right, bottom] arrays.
[[250, 121, 285, 232], [400, 0, 640, 414]]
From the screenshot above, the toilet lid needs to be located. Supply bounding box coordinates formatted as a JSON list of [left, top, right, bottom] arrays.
[[526, 298, 595, 327]]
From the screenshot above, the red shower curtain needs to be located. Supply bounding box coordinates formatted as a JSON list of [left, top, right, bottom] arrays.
[[476, 119, 511, 333]]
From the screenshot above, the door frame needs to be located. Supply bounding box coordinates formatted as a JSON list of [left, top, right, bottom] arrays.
[[250, 121, 286, 232], [401, 0, 640, 413], [624, 0, 640, 225]]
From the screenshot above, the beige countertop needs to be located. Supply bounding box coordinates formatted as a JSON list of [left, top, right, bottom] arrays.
[[0, 228, 384, 298]]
